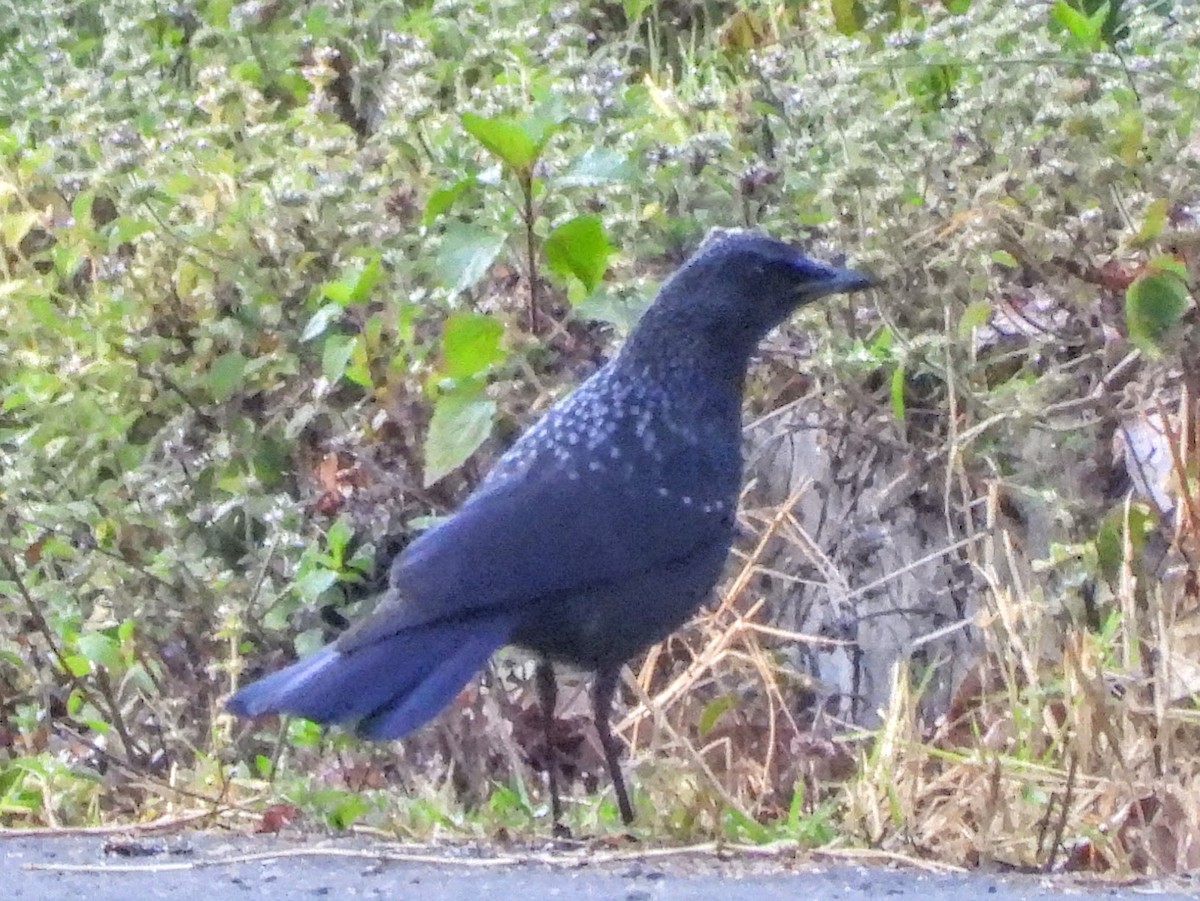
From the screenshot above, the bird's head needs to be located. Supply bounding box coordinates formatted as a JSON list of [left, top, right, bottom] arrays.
[[625, 228, 872, 378], [680, 227, 870, 333]]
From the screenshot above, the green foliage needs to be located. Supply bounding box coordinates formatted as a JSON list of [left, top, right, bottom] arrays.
[[427, 105, 623, 474], [424, 176, 477, 225], [440, 313, 507, 381], [209, 353, 248, 402], [1052, 0, 1130, 49], [544, 215, 613, 295], [461, 112, 553, 176], [423, 391, 498, 487], [554, 147, 632, 188], [1124, 261, 1190, 356], [1094, 503, 1157, 588], [1050, 0, 1113, 51], [831, 0, 868, 36], [277, 516, 373, 639], [437, 223, 508, 297], [721, 785, 839, 847], [322, 256, 384, 308]]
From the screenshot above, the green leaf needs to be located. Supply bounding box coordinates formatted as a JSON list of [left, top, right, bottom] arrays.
[[345, 334, 372, 387], [1132, 198, 1168, 246], [1114, 109, 1144, 165], [890, 365, 907, 423], [1095, 503, 1156, 586], [287, 716, 325, 747], [70, 191, 95, 230], [110, 216, 155, 246], [328, 793, 369, 830], [206, 0, 233, 27], [423, 390, 496, 486], [461, 112, 542, 173], [830, 0, 866, 35], [943, 0, 971, 11], [624, 0, 654, 21], [424, 175, 476, 225], [573, 287, 649, 333], [76, 632, 121, 672], [208, 352, 246, 401], [301, 303, 343, 341], [1, 210, 39, 248], [1051, 0, 1108, 50], [698, 694, 736, 737], [1125, 269, 1189, 355], [253, 436, 289, 488], [1149, 255, 1188, 280], [990, 250, 1019, 268], [323, 283, 353, 307], [322, 256, 382, 307], [544, 215, 611, 293], [526, 95, 569, 148], [350, 255, 382, 303], [958, 301, 993, 336], [441, 312, 506, 380], [437, 223, 506, 296], [326, 516, 353, 561], [322, 334, 355, 382], [294, 567, 338, 600], [554, 147, 632, 188], [304, 4, 329, 36], [868, 325, 894, 358], [254, 754, 272, 779], [294, 628, 326, 658], [720, 8, 769, 53], [723, 806, 771, 844]]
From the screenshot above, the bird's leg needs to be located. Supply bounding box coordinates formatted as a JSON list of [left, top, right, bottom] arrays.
[[535, 658, 567, 835], [593, 667, 634, 826]]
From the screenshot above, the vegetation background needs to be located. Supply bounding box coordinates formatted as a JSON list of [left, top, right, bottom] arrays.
[[2, 0, 1198, 876]]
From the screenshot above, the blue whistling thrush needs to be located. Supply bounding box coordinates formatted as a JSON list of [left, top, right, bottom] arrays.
[[227, 228, 871, 827]]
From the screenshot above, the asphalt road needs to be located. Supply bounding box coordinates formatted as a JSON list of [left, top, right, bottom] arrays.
[[3, 832, 1197, 900]]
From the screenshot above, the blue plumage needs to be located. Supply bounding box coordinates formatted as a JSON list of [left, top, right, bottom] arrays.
[[227, 228, 871, 825], [227, 615, 514, 738]]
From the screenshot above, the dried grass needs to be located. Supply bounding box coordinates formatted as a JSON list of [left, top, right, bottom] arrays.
[[607, 371, 1200, 875]]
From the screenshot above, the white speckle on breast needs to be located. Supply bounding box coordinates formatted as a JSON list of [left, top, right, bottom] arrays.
[[479, 359, 737, 517]]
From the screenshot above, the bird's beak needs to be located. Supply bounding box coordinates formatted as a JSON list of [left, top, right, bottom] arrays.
[[805, 262, 874, 298], [788, 255, 874, 300]]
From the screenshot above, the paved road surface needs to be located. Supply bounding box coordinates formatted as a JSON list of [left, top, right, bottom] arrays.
[[4, 832, 1197, 900]]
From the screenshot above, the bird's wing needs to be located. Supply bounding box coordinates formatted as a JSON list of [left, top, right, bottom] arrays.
[[337, 459, 733, 652]]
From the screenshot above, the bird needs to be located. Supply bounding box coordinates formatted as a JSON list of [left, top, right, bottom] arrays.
[[227, 227, 871, 828]]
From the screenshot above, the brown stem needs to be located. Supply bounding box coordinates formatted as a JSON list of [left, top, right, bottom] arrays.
[[1042, 753, 1077, 872], [96, 667, 144, 762], [521, 171, 540, 334], [0, 542, 99, 714]]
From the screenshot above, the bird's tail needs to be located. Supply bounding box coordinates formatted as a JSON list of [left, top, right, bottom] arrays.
[[226, 614, 513, 740]]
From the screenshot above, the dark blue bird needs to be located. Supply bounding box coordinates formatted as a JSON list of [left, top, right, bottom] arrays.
[[227, 228, 871, 826]]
